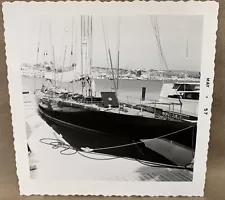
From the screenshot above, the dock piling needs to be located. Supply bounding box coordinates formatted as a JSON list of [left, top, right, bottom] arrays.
[[141, 87, 146, 101]]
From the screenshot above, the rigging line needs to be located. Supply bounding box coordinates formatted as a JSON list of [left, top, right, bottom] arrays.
[[81, 125, 196, 152], [155, 20, 164, 60], [153, 19, 165, 66], [150, 16, 168, 71], [60, 44, 67, 87], [155, 17, 169, 70], [59, 28, 68, 87], [101, 17, 113, 89], [101, 17, 110, 70], [43, 22, 48, 65], [101, 17, 117, 92], [42, 22, 48, 85], [49, 20, 56, 88], [185, 126, 195, 167], [116, 16, 121, 90], [150, 17, 163, 65], [59, 27, 67, 71], [33, 20, 42, 94], [41, 24, 45, 85]]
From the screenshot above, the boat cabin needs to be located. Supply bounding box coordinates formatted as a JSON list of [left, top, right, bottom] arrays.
[[160, 82, 200, 101]]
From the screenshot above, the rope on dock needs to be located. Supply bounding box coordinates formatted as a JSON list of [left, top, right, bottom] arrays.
[[39, 137, 193, 172]]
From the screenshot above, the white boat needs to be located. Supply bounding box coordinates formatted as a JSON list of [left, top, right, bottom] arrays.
[[158, 82, 200, 119]]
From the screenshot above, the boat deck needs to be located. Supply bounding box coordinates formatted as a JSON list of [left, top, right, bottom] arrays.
[[24, 94, 193, 182], [122, 100, 198, 121]]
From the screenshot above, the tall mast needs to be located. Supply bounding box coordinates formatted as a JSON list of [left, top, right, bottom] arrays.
[[116, 16, 121, 90], [80, 16, 85, 96], [89, 16, 93, 77], [88, 16, 93, 97], [70, 17, 74, 69], [80, 15, 93, 96], [71, 17, 75, 93], [80, 16, 84, 76]]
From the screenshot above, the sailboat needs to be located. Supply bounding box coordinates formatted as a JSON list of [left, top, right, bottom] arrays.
[[35, 15, 197, 169]]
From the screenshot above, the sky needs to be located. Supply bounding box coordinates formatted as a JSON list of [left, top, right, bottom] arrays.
[[5, 6, 203, 72]]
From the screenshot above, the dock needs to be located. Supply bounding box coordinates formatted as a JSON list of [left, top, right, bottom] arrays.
[[24, 94, 193, 182]]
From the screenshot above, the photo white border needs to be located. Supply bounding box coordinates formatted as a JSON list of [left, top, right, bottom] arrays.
[[2, 0, 219, 196]]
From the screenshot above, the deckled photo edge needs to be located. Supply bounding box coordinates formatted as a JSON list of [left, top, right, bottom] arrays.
[[193, 1, 219, 195], [2, 2, 31, 195], [2, 0, 219, 197]]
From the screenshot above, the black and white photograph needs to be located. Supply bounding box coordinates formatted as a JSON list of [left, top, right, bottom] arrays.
[[2, 1, 218, 196]]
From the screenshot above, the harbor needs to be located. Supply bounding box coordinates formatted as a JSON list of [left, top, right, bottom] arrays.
[[20, 14, 201, 182]]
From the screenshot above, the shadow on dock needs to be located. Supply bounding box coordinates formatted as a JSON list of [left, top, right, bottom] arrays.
[[135, 166, 193, 181]]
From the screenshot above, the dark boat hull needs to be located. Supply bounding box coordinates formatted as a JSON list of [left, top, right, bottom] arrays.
[[37, 100, 197, 166], [38, 102, 197, 149], [38, 105, 178, 165]]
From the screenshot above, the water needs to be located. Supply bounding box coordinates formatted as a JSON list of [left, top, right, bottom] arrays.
[[22, 76, 164, 102]]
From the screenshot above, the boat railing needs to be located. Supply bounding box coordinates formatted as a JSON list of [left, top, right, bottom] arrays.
[[121, 95, 183, 121]]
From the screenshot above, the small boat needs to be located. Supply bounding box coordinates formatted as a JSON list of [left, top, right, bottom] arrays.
[[158, 82, 200, 120]]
